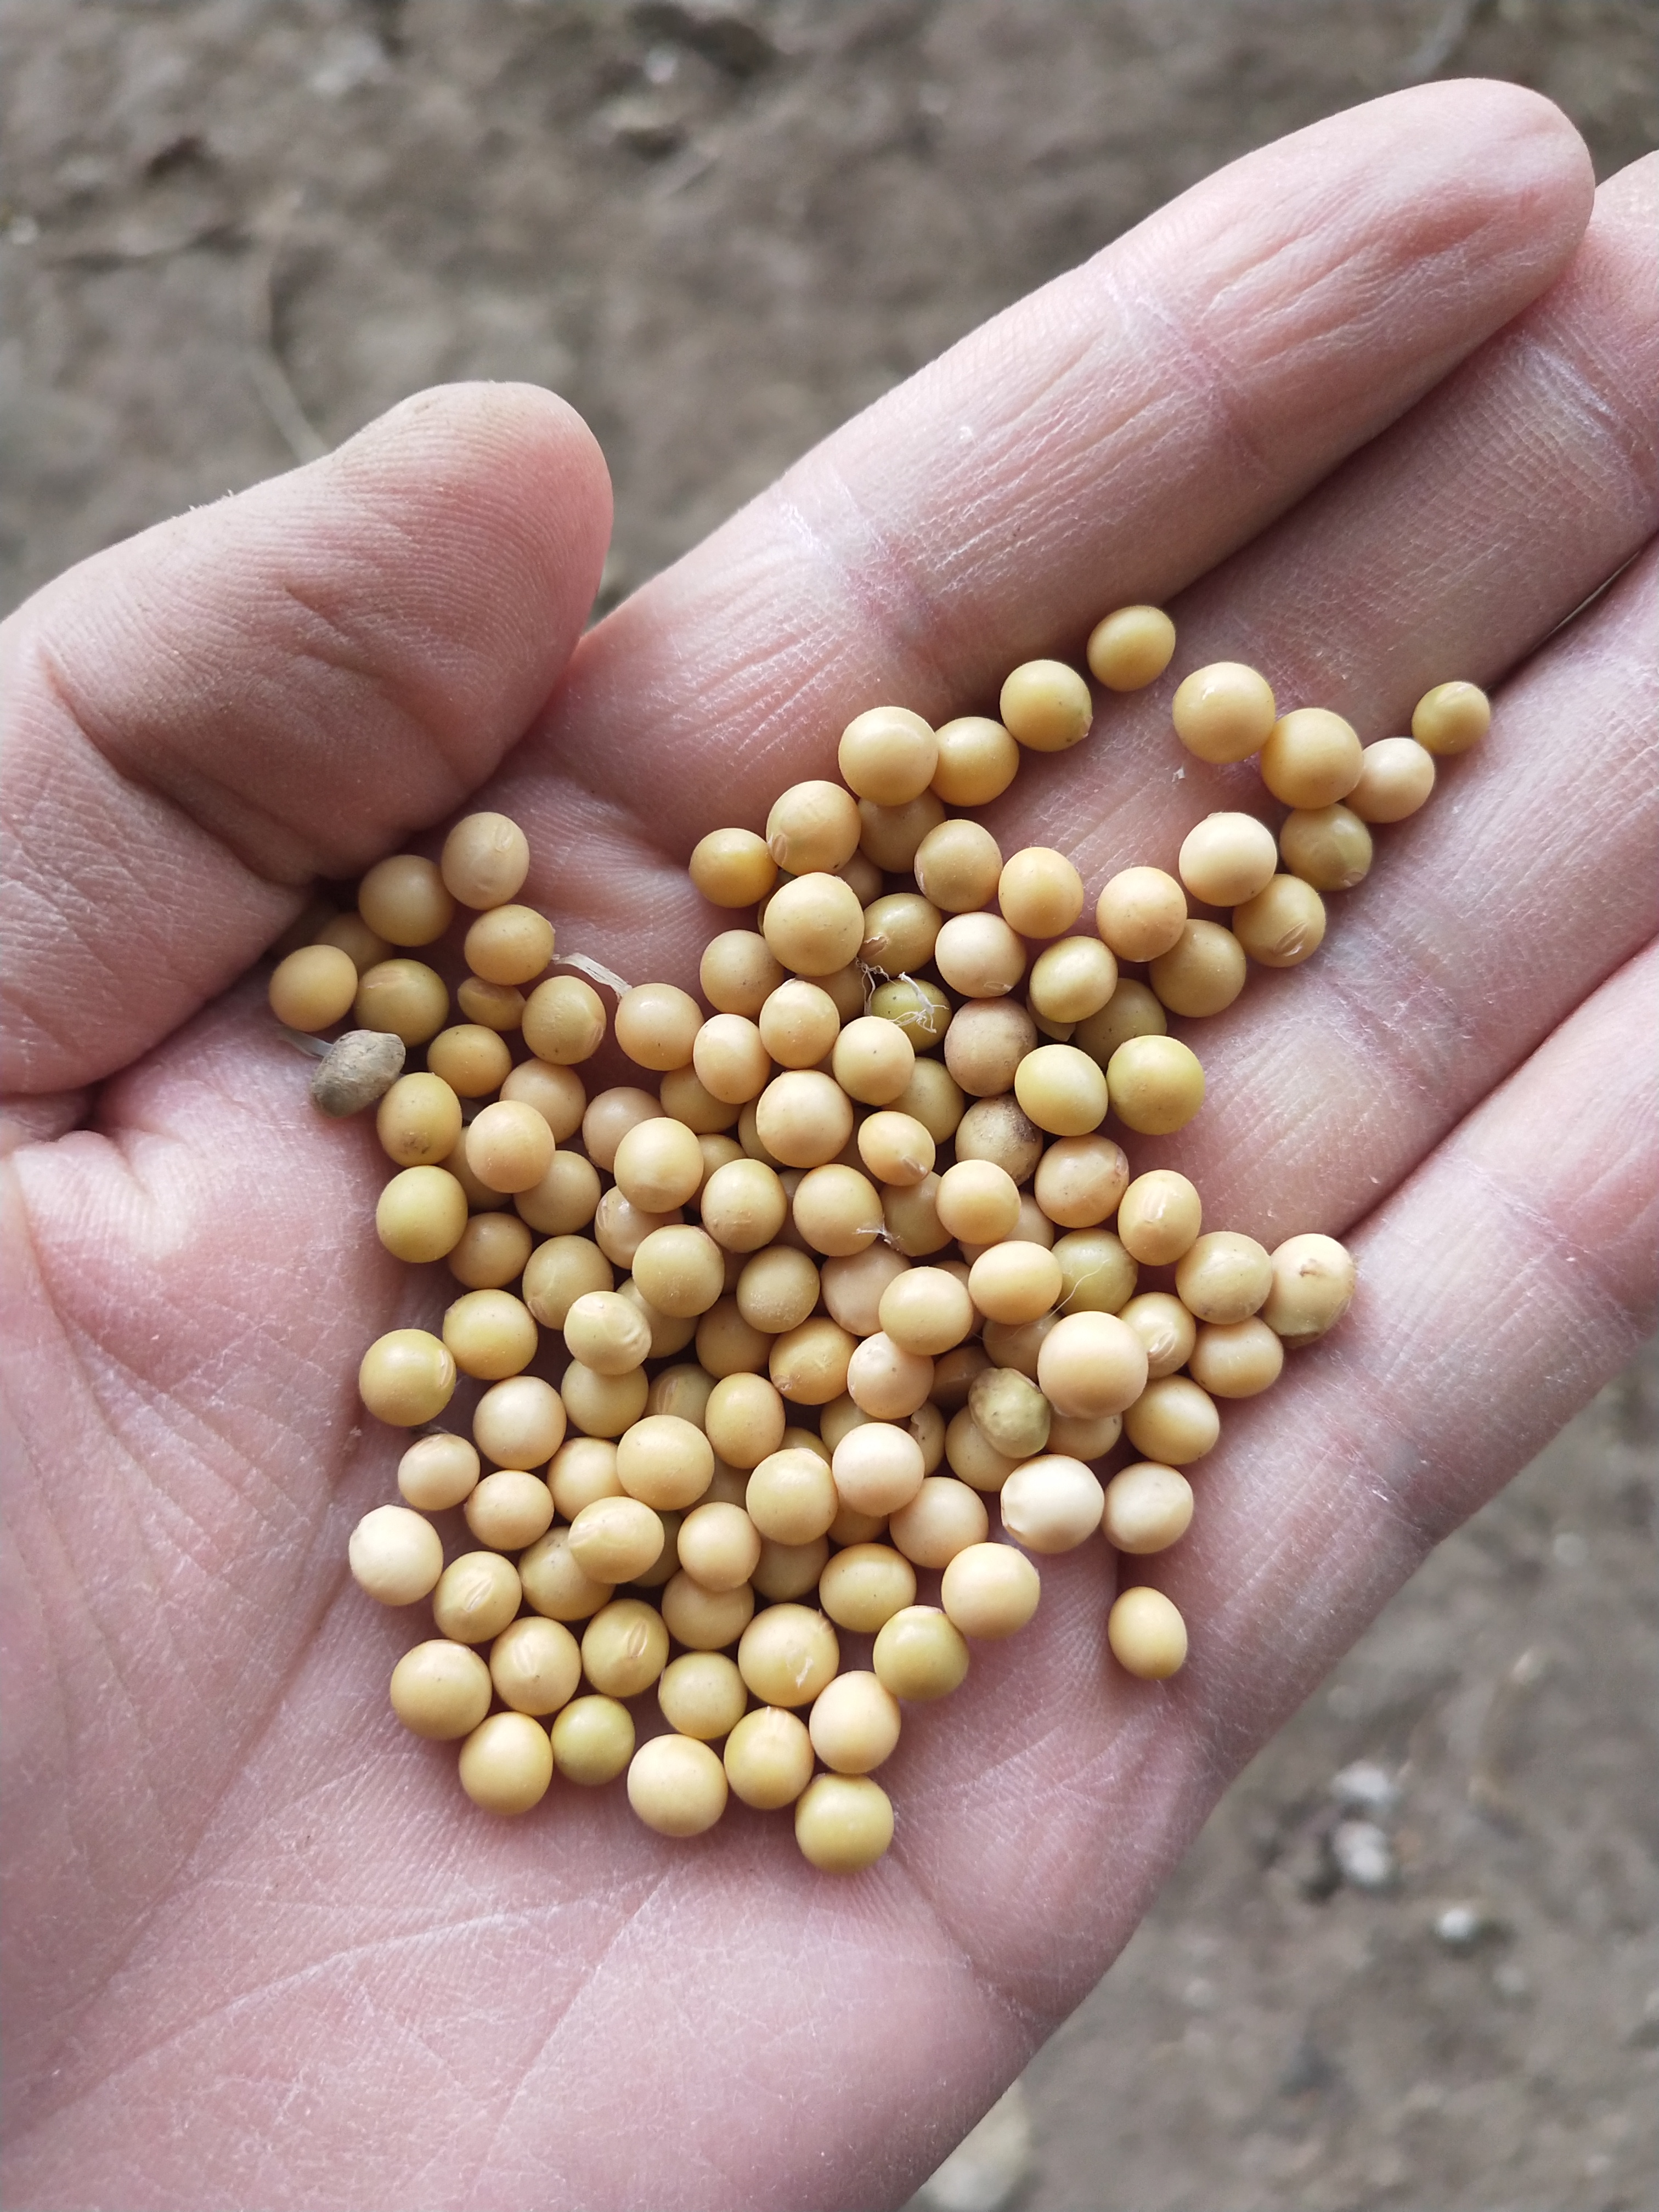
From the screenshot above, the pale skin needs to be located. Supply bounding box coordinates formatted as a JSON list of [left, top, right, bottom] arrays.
[[2, 79, 1655, 2211]]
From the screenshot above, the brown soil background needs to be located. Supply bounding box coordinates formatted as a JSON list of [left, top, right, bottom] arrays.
[[2, 5, 1655, 2208]]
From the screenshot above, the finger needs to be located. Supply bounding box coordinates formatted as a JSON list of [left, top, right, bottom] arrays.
[[502, 80, 1592, 907], [0, 384, 611, 1094]]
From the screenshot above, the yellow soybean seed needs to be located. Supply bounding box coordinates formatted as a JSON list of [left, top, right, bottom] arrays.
[[1189, 1316, 1285, 1397], [1052, 1227, 1136, 1315], [1013, 1042, 1108, 1135], [632, 1224, 726, 1317], [398, 1431, 480, 1511], [930, 715, 1020, 805], [704, 1372, 786, 1470], [857, 791, 944, 872], [690, 827, 778, 909], [616, 1413, 715, 1511], [832, 1014, 916, 1104], [354, 958, 449, 1046], [967, 1240, 1062, 1325], [1107, 1586, 1188, 1679], [1260, 708, 1363, 808], [1117, 1170, 1202, 1265], [746, 1447, 839, 1544], [548, 1436, 623, 1519], [1175, 1231, 1273, 1324], [1029, 936, 1118, 1025], [1118, 1291, 1198, 1378], [592, 1189, 677, 1269], [376, 1071, 463, 1166], [1033, 1133, 1129, 1229], [627, 1733, 728, 1836], [517, 1153, 600, 1237], [845, 1331, 934, 1421], [567, 1496, 666, 1583], [1171, 662, 1277, 764], [442, 1288, 538, 1380], [913, 817, 1005, 913], [464, 1469, 554, 1551], [646, 1365, 716, 1429], [462, 904, 554, 988], [871, 975, 952, 1051], [489, 1615, 581, 1716], [692, 1014, 772, 1107], [758, 978, 841, 1068], [358, 854, 455, 947], [658, 1651, 748, 1742], [1346, 737, 1437, 821], [440, 811, 531, 910], [551, 1694, 635, 1784], [809, 1670, 901, 1774], [724, 1706, 815, 1809], [737, 1604, 839, 1707], [700, 929, 786, 1017], [269, 943, 359, 1031], [737, 1245, 821, 1334], [857, 1111, 936, 1188], [348, 1504, 444, 1605], [1000, 659, 1093, 752], [459, 1711, 554, 1816], [611, 982, 698, 1072], [883, 1174, 951, 1259], [447, 1212, 534, 1290], [676, 1499, 763, 1590], [1278, 804, 1373, 890], [376, 1165, 469, 1262], [821, 1249, 911, 1337], [1094, 868, 1187, 963], [582, 1598, 670, 1698], [934, 912, 1026, 998], [661, 1568, 755, 1649], [754, 1070, 855, 1169], [1047, 1409, 1121, 1458], [518, 1527, 613, 1624], [456, 976, 526, 1032], [872, 1605, 968, 1701], [1106, 1035, 1205, 1136], [889, 1475, 989, 1568], [1087, 603, 1176, 691], [465, 1100, 556, 1194], [998, 847, 1084, 938], [945, 1407, 1018, 1493], [1102, 1461, 1194, 1554], [561, 1358, 650, 1437], [751, 1533, 831, 1601], [1412, 679, 1489, 755], [1260, 1232, 1356, 1345], [501, 1059, 586, 1141], [945, 1000, 1040, 1098], [697, 1296, 771, 1378], [1073, 979, 1167, 1068], [766, 780, 862, 873], [859, 890, 943, 976], [953, 1096, 1042, 1183], [1177, 812, 1279, 907], [795, 1773, 895, 1871], [793, 1164, 885, 1257], [838, 704, 938, 804], [878, 1263, 975, 1356], [819, 1543, 917, 1633], [314, 911, 391, 975], [999, 1455, 1104, 1554], [763, 874, 868, 980], [832, 1422, 926, 1515], [980, 1311, 1056, 1380], [1122, 1375, 1220, 1464], [521, 974, 606, 1065], [359, 1328, 457, 1425], [432, 1550, 521, 1643], [523, 1235, 613, 1329], [940, 1543, 1041, 1639], [1233, 875, 1327, 967], [700, 1158, 788, 1251], [1037, 1311, 1148, 1418], [934, 1158, 1021, 1245], [613, 1116, 706, 1212], [390, 1640, 493, 1740]]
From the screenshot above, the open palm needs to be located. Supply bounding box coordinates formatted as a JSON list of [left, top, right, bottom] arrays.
[[3, 81, 1655, 2212]]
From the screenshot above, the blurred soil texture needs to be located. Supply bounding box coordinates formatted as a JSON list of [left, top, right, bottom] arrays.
[[2, 4, 1655, 2207]]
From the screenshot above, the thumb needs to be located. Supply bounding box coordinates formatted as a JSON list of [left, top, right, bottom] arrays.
[[0, 382, 612, 1096]]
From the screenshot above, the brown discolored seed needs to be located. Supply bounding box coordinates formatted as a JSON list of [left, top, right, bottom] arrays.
[[309, 1028, 407, 1118]]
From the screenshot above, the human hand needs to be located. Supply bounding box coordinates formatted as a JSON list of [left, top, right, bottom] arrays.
[[3, 80, 1654, 2211]]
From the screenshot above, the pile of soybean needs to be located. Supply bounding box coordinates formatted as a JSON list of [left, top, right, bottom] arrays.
[[270, 603, 1488, 1871]]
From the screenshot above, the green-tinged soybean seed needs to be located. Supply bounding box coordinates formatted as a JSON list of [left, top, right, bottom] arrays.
[[360, 1328, 456, 1426], [1232, 876, 1327, 968], [690, 827, 777, 909], [441, 810, 531, 910], [518, 1527, 613, 1623], [459, 1711, 554, 1815], [551, 1695, 635, 1784], [968, 1367, 1051, 1458], [349, 1504, 443, 1605], [358, 855, 454, 947], [872, 1606, 968, 1701], [871, 975, 953, 1051], [1260, 1232, 1356, 1345], [658, 1651, 748, 1742], [746, 1447, 838, 1544], [270, 943, 359, 1032], [795, 1773, 894, 1871], [1108, 1586, 1188, 1678], [819, 1543, 917, 1633], [582, 1597, 670, 1698], [1102, 1462, 1194, 1553], [940, 1542, 1041, 1638], [1122, 1376, 1220, 1464], [1013, 1042, 1108, 1135], [432, 1550, 522, 1643], [1346, 737, 1436, 822], [489, 1615, 581, 1716], [390, 1640, 493, 1740], [1412, 680, 1489, 755], [1106, 1035, 1204, 1136], [1279, 804, 1374, 889], [1087, 604, 1176, 691], [1037, 1311, 1148, 1418], [724, 1706, 815, 1808]]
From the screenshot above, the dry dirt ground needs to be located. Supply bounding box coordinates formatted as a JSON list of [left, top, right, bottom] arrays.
[[2, 5, 1656, 2209]]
